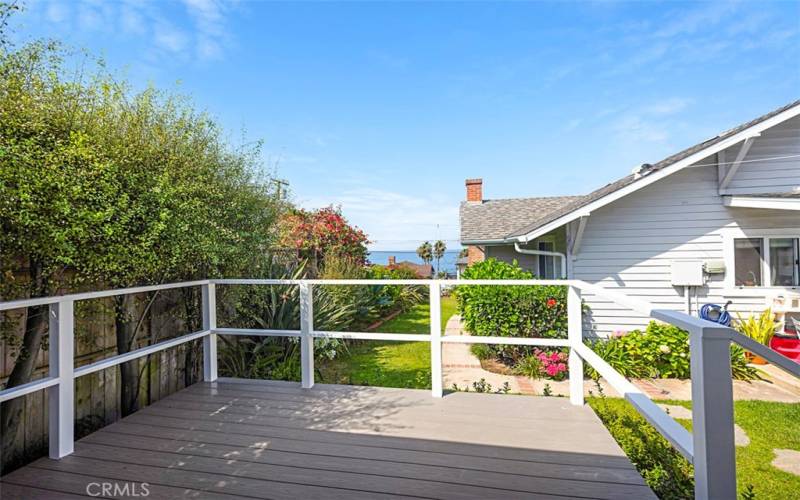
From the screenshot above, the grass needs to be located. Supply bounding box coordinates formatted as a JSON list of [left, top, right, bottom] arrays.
[[317, 295, 458, 389], [589, 396, 800, 500]]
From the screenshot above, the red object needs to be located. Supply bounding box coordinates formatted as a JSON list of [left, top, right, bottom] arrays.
[[546, 298, 557, 308], [770, 335, 800, 362]]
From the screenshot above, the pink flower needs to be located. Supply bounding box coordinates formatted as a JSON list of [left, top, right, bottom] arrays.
[[546, 365, 559, 376], [557, 363, 567, 372]]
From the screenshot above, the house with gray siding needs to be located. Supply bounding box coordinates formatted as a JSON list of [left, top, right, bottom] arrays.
[[460, 100, 800, 336]]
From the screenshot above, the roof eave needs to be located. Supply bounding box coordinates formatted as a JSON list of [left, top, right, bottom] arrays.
[[509, 102, 800, 242], [460, 238, 510, 245]]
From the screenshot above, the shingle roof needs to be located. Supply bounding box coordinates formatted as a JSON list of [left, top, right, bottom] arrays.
[[504, 99, 800, 239], [390, 261, 433, 278], [460, 196, 584, 243]]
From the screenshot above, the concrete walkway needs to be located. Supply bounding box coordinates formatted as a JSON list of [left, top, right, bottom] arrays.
[[442, 315, 800, 402]]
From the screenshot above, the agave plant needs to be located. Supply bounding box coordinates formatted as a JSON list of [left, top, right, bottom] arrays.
[[217, 261, 355, 380]]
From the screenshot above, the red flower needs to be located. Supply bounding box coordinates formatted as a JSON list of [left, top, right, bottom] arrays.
[[546, 298, 557, 308]]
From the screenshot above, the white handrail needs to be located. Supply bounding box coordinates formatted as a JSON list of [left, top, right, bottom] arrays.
[[3, 276, 797, 500], [574, 343, 694, 459], [0, 280, 210, 312], [730, 330, 800, 378]]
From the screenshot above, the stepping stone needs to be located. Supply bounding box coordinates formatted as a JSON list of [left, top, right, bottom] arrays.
[[772, 449, 800, 476], [657, 404, 692, 419], [656, 404, 751, 446], [734, 424, 750, 447]]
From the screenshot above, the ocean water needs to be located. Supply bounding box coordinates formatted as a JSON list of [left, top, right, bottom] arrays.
[[368, 250, 461, 275]]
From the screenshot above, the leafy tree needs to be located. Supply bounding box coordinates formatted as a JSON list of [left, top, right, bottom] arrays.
[[433, 240, 447, 275], [416, 241, 433, 265], [0, 37, 285, 453]]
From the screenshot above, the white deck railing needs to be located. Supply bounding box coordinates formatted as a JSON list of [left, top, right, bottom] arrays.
[[1, 278, 799, 500]]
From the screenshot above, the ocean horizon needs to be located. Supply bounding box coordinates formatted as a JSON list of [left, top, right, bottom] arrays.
[[368, 250, 461, 275]]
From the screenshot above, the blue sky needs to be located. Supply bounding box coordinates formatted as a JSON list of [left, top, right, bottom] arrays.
[[11, 0, 800, 250]]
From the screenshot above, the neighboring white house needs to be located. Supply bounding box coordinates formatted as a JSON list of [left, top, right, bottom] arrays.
[[460, 100, 800, 336]]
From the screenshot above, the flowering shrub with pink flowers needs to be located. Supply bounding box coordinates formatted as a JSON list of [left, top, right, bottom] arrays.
[[536, 349, 569, 380], [279, 206, 369, 266]]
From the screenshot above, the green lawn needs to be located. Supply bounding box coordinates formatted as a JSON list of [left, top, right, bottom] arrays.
[[317, 295, 458, 389], [589, 397, 800, 500]]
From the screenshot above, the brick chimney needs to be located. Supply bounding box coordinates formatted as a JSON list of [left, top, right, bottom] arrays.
[[465, 178, 483, 203], [388, 256, 396, 266]]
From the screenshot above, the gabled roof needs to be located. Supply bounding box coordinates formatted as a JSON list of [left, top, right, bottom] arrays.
[[504, 98, 800, 240], [460, 195, 584, 243]]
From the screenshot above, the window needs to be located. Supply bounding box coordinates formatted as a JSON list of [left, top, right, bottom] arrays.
[[732, 236, 800, 287], [734, 238, 763, 286], [538, 241, 557, 279], [770, 238, 800, 286]]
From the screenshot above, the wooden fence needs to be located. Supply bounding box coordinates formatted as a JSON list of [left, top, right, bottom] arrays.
[[0, 289, 203, 474]]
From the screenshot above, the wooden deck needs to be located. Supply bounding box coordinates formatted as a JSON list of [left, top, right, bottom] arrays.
[[0, 379, 656, 499]]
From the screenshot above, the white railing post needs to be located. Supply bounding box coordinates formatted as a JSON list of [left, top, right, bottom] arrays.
[[202, 283, 218, 382], [568, 285, 584, 406], [49, 299, 74, 458], [300, 282, 315, 389], [430, 282, 443, 398], [690, 325, 737, 500]]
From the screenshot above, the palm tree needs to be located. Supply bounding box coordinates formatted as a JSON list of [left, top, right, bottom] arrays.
[[433, 240, 447, 275], [417, 241, 433, 268]]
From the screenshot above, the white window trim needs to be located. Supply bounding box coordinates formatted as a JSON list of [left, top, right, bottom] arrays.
[[722, 227, 800, 293]]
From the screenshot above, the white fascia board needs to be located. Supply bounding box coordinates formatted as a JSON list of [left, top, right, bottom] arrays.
[[723, 195, 800, 211], [513, 104, 800, 243]]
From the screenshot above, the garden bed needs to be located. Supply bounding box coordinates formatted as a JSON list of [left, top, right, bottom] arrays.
[[590, 396, 800, 500]]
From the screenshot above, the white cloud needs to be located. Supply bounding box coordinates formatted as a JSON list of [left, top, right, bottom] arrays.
[[154, 21, 189, 54], [45, 2, 70, 24], [298, 188, 461, 251], [608, 97, 693, 144], [612, 114, 669, 143], [26, 0, 236, 63], [643, 97, 692, 116], [120, 4, 146, 35], [563, 118, 583, 131], [181, 0, 230, 61]]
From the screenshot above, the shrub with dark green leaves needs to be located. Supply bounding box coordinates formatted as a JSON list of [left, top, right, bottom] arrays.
[[589, 396, 694, 500], [585, 321, 758, 381], [455, 259, 567, 362]]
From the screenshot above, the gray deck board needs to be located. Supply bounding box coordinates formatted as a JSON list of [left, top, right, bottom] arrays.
[[1, 380, 656, 499]]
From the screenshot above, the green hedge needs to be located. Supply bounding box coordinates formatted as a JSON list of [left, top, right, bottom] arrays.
[[455, 259, 567, 362], [588, 396, 694, 500]]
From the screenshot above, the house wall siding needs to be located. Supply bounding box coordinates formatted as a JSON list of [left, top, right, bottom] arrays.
[[723, 115, 800, 195], [484, 229, 568, 277], [574, 160, 800, 336]]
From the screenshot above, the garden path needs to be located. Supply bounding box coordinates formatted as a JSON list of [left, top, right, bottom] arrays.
[[635, 376, 800, 402], [442, 316, 800, 402], [441, 315, 614, 397], [656, 404, 751, 446]]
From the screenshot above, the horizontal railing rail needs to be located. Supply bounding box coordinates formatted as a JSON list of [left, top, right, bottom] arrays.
[[1, 277, 796, 499]]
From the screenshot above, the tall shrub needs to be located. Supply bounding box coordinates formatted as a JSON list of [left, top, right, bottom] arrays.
[[455, 259, 567, 362], [0, 37, 285, 456]]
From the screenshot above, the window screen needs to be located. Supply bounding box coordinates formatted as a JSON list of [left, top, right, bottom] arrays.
[[770, 238, 800, 286], [538, 241, 556, 279], [734, 238, 763, 286]]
